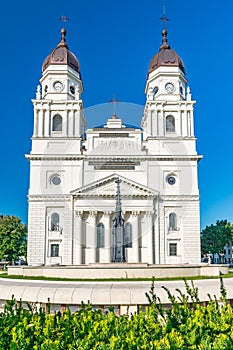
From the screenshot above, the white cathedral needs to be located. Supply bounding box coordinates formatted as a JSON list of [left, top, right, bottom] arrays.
[[26, 27, 202, 266]]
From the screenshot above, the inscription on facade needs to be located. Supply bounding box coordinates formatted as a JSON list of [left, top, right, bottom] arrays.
[[94, 138, 140, 151]]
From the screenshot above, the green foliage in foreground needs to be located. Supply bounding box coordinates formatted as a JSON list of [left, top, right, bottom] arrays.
[[1, 279, 233, 349]]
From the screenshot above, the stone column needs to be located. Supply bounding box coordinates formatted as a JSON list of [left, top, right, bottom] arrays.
[[44, 109, 50, 137], [131, 211, 139, 263], [75, 107, 80, 137], [72, 109, 76, 137], [146, 211, 154, 265], [190, 108, 194, 136], [179, 109, 183, 136], [66, 109, 69, 137], [158, 108, 164, 136], [33, 109, 38, 137], [37, 110, 43, 137], [103, 211, 112, 263], [187, 111, 191, 136], [86, 211, 97, 264], [152, 110, 158, 136], [185, 109, 189, 136], [73, 211, 83, 265]]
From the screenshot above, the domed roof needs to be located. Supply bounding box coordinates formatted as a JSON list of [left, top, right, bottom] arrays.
[[42, 28, 80, 74], [148, 29, 185, 74]]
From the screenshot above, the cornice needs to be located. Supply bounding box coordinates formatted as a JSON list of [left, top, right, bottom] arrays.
[[161, 195, 200, 201], [25, 154, 84, 161], [146, 136, 197, 141], [85, 155, 203, 162], [73, 194, 154, 199], [27, 194, 199, 202], [25, 154, 203, 162], [32, 99, 83, 107], [30, 137, 83, 141], [145, 100, 196, 108], [28, 195, 71, 201]]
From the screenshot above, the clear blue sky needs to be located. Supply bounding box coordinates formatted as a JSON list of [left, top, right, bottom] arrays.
[[1, 0, 233, 229]]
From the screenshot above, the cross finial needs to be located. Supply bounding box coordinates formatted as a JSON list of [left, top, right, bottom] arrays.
[[60, 16, 69, 22], [57, 28, 68, 48], [108, 96, 120, 115], [160, 5, 169, 29]]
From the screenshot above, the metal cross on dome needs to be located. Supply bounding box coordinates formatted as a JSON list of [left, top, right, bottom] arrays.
[[108, 96, 120, 115], [160, 5, 169, 29], [60, 16, 69, 22]]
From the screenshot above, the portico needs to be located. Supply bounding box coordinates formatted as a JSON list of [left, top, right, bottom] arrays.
[[70, 174, 158, 265]]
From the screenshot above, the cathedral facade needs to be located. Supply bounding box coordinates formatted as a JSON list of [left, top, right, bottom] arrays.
[[26, 27, 202, 266]]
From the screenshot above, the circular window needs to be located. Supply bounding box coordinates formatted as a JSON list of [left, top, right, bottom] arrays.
[[167, 176, 176, 185], [51, 175, 61, 186], [70, 85, 75, 94]]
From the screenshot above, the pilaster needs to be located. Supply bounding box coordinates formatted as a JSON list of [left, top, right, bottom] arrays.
[[145, 211, 154, 264], [73, 211, 83, 265]]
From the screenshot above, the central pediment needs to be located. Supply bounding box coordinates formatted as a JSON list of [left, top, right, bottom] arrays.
[[71, 174, 158, 198]]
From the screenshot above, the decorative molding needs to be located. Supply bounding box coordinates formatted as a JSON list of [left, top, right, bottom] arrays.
[[161, 195, 200, 201], [74, 193, 154, 199], [144, 211, 153, 217], [26, 155, 84, 161], [89, 211, 97, 218], [28, 195, 71, 201], [71, 173, 158, 197], [131, 211, 140, 217], [86, 155, 202, 162], [103, 211, 112, 217], [75, 211, 83, 218], [26, 154, 202, 162]]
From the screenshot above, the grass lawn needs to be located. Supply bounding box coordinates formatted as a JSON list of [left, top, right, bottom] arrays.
[[1, 271, 233, 282]]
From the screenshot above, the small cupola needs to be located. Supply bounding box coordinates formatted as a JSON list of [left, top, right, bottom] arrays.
[[148, 29, 185, 75], [42, 28, 81, 74]]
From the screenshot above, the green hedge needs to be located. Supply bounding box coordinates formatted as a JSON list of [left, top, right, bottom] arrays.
[[1, 278, 233, 349]]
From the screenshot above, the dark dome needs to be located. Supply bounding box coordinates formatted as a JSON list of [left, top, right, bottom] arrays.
[[148, 29, 185, 74], [42, 28, 80, 74]]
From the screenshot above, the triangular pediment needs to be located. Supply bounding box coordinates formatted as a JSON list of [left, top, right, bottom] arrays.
[[71, 174, 158, 198]]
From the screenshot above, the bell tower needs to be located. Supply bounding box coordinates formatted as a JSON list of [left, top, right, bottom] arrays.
[[141, 24, 202, 264], [142, 29, 195, 145], [27, 28, 86, 266], [32, 28, 85, 142]]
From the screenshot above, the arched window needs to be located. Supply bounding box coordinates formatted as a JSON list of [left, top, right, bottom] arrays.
[[97, 223, 105, 248], [169, 213, 177, 231], [166, 115, 175, 132], [52, 115, 62, 132], [124, 223, 132, 248], [51, 213, 59, 231]]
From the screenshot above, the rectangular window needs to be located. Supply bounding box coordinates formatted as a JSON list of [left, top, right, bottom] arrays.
[[51, 244, 59, 257], [169, 243, 177, 256]]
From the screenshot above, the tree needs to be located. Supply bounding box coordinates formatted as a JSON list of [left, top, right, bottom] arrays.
[[201, 220, 232, 262], [0, 215, 27, 262]]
